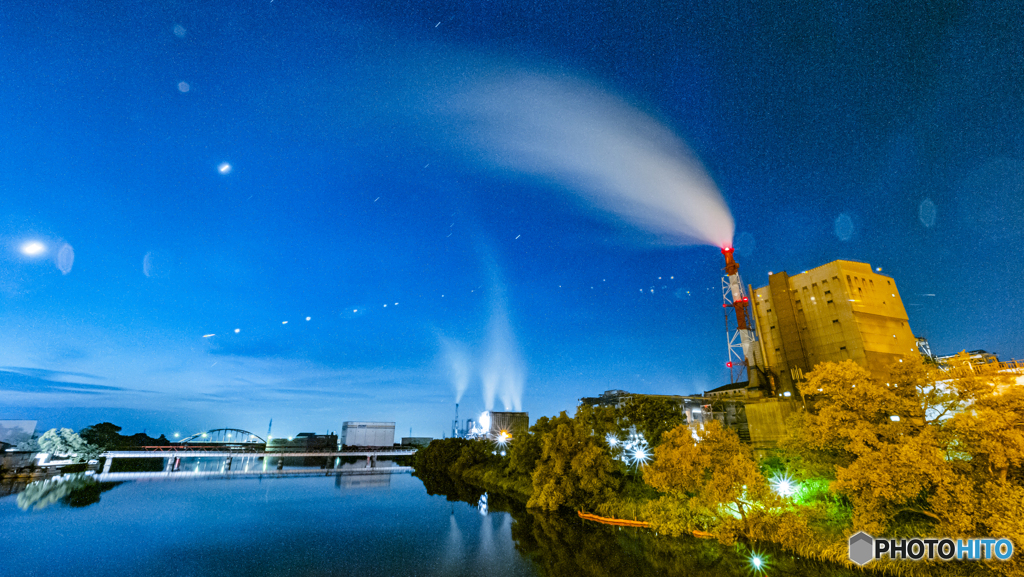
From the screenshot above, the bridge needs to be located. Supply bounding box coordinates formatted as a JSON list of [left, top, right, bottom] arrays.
[[99, 448, 417, 474], [94, 466, 414, 483], [178, 428, 266, 446]]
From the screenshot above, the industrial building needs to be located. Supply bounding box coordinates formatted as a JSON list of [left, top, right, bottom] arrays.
[[485, 412, 529, 439], [579, 390, 708, 426], [341, 422, 395, 448], [266, 432, 338, 452], [713, 251, 923, 446], [749, 260, 918, 394]]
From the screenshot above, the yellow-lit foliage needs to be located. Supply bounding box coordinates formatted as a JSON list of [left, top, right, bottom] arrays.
[[644, 420, 790, 543], [528, 406, 619, 512], [791, 357, 1024, 551]]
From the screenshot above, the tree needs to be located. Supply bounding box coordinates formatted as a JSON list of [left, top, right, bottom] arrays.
[[79, 422, 123, 450], [506, 415, 556, 482], [528, 407, 619, 512], [412, 438, 485, 503], [79, 423, 172, 450], [947, 384, 1024, 484], [619, 396, 684, 446], [786, 358, 1019, 536], [38, 428, 101, 462], [645, 420, 786, 542]]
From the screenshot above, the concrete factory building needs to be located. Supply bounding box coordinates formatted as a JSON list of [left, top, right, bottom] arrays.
[[486, 412, 529, 439], [750, 260, 918, 394], [341, 422, 395, 447]]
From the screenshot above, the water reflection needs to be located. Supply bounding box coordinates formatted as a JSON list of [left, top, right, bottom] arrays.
[[444, 511, 465, 573], [15, 474, 118, 511], [456, 484, 859, 577], [1, 472, 860, 577]]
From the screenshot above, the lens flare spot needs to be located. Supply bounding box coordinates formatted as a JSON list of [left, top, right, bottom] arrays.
[[919, 198, 937, 227], [834, 213, 854, 241], [20, 241, 46, 256], [56, 243, 74, 274]]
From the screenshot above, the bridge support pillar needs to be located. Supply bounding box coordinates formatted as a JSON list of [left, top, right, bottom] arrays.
[[102, 456, 113, 474], [164, 458, 173, 472], [225, 457, 232, 471], [277, 458, 284, 470], [173, 457, 181, 472]]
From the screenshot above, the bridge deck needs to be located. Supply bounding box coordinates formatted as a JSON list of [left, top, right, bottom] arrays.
[[100, 450, 416, 459], [94, 466, 413, 482]]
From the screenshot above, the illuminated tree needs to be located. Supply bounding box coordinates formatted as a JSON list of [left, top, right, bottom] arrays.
[[38, 428, 101, 463], [644, 420, 787, 542], [506, 415, 556, 480], [788, 358, 1019, 537], [619, 396, 684, 446], [528, 407, 619, 512], [947, 385, 1024, 484]]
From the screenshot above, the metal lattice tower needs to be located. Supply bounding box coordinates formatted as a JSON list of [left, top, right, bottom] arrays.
[[721, 247, 759, 384]]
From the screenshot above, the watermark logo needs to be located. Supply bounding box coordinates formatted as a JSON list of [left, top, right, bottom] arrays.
[[848, 532, 1014, 565]]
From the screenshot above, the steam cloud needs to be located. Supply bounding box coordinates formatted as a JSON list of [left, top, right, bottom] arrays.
[[432, 67, 735, 247], [438, 299, 525, 412], [440, 338, 472, 404], [480, 302, 525, 412]]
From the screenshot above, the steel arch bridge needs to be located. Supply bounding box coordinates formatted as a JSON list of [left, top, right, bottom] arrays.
[[180, 429, 265, 445]]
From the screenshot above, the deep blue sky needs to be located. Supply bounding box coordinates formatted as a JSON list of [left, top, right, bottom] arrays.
[[2, 0, 1022, 439]]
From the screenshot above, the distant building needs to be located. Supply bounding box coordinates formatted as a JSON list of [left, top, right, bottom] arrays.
[[486, 412, 529, 439], [266, 432, 337, 452], [703, 381, 750, 399], [935, 349, 1000, 369], [401, 437, 432, 447], [916, 336, 934, 360], [579, 390, 707, 426], [0, 420, 36, 448], [750, 260, 918, 395], [578, 389, 631, 409], [341, 422, 395, 448]]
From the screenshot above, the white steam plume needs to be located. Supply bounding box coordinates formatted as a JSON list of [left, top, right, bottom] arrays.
[[479, 301, 525, 412], [440, 338, 472, 404], [437, 67, 735, 247]]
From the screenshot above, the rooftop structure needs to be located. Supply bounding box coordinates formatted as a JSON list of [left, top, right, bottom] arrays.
[[579, 390, 709, 425]]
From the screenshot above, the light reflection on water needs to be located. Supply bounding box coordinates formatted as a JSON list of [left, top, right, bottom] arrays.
[[1, 473, 860, 577], [0, 473, 535, 577]]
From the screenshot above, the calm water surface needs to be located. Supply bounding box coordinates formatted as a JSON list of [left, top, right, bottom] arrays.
[[1, 473, 854, 577]]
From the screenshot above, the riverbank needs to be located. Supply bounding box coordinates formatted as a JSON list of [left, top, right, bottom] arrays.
[[414, 436, 1009, 577]]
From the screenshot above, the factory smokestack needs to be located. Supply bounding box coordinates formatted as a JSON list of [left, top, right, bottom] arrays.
[[721, 246, 765, 390]]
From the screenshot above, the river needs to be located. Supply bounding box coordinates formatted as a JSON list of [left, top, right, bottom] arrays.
[[1, 471, 857, 576]]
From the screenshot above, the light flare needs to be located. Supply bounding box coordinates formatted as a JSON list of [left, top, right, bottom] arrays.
[[770, 474, 799, 498], [20, 241, 47, 256]]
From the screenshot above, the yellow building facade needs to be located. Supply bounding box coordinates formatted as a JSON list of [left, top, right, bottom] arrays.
[[750, 260, 918, 393]]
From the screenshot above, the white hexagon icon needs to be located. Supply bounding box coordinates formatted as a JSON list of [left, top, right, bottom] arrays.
[[849, 532, 874, 566]]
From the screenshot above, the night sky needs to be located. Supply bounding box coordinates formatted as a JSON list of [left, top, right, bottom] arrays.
[[2, 1, 1022, 440]]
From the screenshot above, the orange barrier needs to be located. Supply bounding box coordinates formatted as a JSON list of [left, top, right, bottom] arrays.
[[577, 511, 649, 528], [576, 511, 716, 538]]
